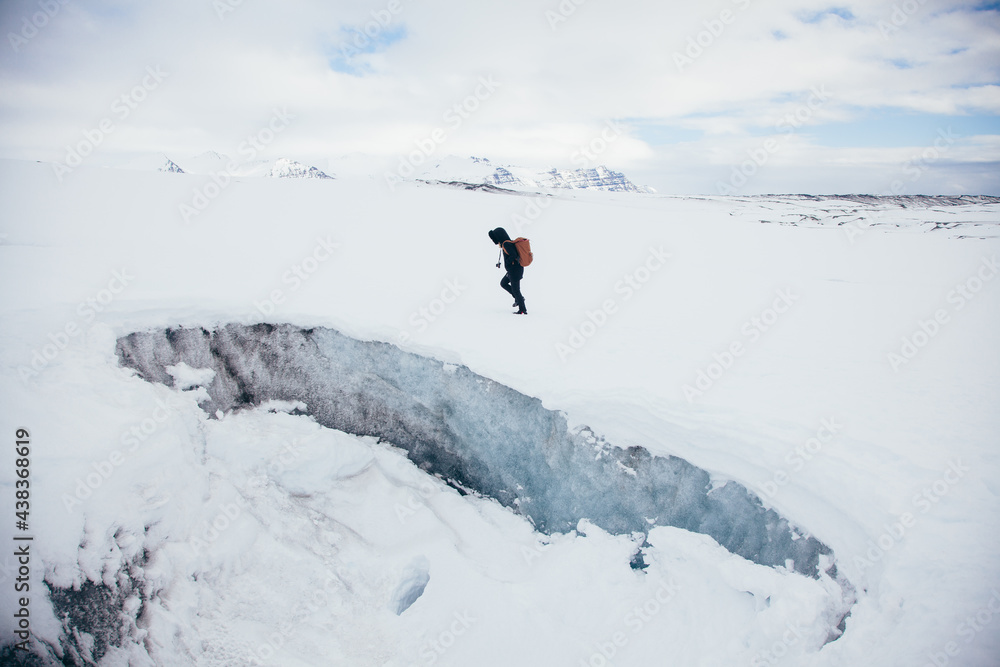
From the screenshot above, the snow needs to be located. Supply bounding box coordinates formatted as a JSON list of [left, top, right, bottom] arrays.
[[164, 363, 215, 391], [1, 157, 999, 666]]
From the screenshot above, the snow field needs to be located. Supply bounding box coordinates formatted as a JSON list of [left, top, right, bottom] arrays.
[[1, 158, 998, 665]]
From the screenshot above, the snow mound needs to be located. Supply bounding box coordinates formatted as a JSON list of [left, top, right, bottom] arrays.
[[164, 362, 215, 390]]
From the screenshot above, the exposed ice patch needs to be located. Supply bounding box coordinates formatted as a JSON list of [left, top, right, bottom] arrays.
[[116, 324, 839, 581]]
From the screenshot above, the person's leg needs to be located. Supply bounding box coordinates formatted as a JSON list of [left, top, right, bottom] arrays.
[[509, 274, 526, 313], [501, 275, 517, 306]]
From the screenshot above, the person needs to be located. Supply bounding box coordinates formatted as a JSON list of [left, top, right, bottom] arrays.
[[488, 227, 526, 315]]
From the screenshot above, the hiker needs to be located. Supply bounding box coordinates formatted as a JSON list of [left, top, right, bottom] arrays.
[[488, 227, 527, 315]]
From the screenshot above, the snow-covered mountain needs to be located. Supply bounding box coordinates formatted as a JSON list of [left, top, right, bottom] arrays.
[[161, 159, 184, 174], [114, 151, 334, 180], [221, 157, 335, 180], [410, 155, 655, 193], [264, 157, 334, 180], [138, 152, 643, 192], [494, 164, 653, 193]]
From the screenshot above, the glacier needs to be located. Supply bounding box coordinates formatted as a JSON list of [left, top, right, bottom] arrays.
[[115, 323, 835, 578]]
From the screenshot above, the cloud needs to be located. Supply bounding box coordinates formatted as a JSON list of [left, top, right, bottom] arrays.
[[0, 0, 997, 193]]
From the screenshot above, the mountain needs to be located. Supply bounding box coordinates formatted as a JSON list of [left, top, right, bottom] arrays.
[[114, 152, 334, 180], [503, 165, 653, 193], [412, 155, 655, 193], [265, 157, 334, 179], [114, 152, 641, 191], [160, 158, 185, 173]]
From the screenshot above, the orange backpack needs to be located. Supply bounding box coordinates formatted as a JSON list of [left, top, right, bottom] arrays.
[[510, 237, 533, 267]]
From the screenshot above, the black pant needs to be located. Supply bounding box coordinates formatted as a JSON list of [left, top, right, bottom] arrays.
[[501, 272, 525, 310]]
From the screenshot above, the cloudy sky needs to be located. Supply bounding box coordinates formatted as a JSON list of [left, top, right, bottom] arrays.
[[1, 0, 998, 194]]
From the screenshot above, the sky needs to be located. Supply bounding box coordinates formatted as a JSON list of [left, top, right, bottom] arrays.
[[0, 0, 998, 194]]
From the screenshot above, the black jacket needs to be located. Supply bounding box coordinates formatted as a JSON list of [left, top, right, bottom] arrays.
[[488, 227, 522, 276]]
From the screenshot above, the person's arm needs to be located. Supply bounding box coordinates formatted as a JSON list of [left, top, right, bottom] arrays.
[[502, 239, 520, 267]]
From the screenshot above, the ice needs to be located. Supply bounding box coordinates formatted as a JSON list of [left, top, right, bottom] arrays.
[[116, 323, 837, 579], [393, 557, 431, 615]]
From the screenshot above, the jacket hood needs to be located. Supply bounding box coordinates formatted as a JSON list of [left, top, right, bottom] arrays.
[[488, 227, 511, 244]]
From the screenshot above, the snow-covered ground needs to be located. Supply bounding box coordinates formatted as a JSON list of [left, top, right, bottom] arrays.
[[1, 157, 998, 666]]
